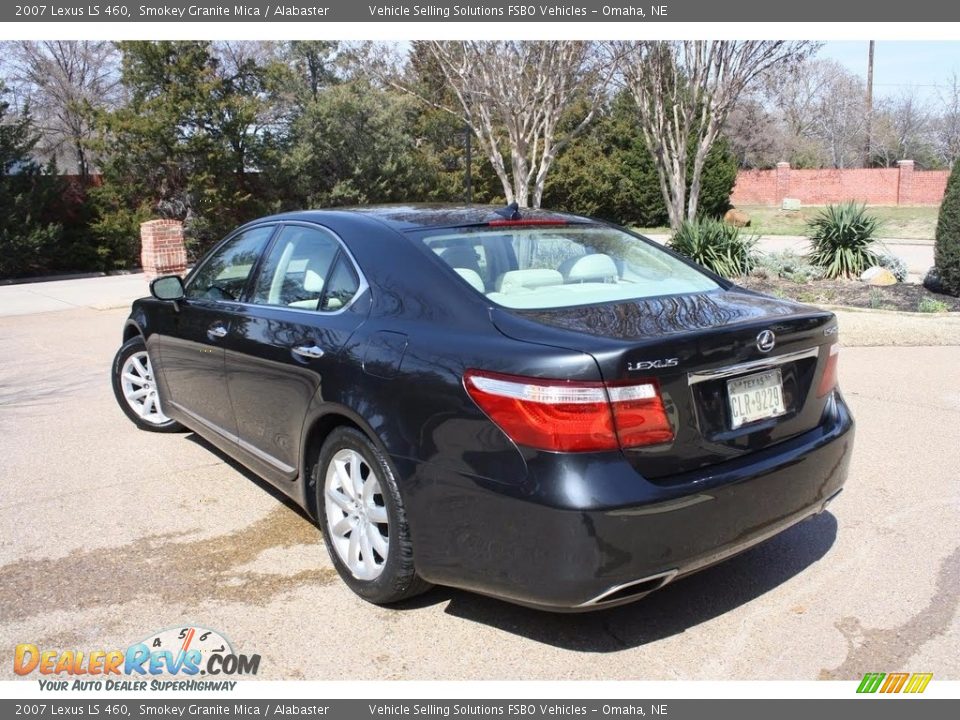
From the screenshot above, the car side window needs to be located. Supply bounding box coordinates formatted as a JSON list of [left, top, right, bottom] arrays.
[[185, 226, 275, 302], [250, 226, 341, 310], [320, 256, 361, 311]]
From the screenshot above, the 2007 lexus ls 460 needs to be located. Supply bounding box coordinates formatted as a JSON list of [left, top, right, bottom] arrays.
[[111, 204, 854, 610]]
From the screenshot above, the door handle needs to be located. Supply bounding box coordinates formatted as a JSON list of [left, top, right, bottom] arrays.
[[206, 322, 228, 340], [292, 344, 325, 360]]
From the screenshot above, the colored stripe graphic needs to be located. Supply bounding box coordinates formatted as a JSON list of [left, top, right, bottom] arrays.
[[857, 673, 885, 693], [880, 673, 910, 693], [904, 673, 933, 693], [857, 672, 933, 694]]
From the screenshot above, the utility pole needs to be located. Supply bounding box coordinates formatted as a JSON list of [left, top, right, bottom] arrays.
[[864, 40, 875, 167]]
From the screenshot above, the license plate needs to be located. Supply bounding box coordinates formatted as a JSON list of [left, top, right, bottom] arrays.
[[727, 369, 786, 429]]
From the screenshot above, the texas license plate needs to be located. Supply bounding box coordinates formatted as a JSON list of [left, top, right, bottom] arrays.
[[727, 369, 786, 429]]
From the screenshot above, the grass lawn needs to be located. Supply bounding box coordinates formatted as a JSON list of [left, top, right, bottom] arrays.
[[636, 204, 940, 241]]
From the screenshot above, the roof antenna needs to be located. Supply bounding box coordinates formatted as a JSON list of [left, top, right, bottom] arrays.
[[494, 201, 522, 221]]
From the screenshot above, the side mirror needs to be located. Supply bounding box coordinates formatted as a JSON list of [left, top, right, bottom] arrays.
[[150, 275, 185, 301]]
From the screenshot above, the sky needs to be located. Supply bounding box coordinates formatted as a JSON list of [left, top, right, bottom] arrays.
[[818, 41, 960, 102]]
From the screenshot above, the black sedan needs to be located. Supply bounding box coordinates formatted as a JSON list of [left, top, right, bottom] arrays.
[[111, 205, 854, 610]]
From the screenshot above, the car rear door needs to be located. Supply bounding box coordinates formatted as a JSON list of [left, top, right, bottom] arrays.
[[153, 224, 276, 437], [224, 223, 371, 481]]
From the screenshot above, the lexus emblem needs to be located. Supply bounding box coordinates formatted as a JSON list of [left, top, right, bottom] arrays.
[[756, 330, 776, 353]]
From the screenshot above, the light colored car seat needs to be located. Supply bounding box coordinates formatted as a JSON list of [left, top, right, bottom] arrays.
[[496, 269, 565, 294], [454, 268, 485, 293], [559, 253, 619, 283]]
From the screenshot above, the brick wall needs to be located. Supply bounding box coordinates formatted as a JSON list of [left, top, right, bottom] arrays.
[[140, 219, 187, 281], [730, 161, 949, 206]]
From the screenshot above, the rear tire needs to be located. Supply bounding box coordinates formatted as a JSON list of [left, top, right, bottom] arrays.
[[111, 336, 184, 433], [315, 426, 431, 604]]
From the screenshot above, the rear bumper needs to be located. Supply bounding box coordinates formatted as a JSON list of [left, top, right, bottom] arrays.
[[404, 391, 854, 610]]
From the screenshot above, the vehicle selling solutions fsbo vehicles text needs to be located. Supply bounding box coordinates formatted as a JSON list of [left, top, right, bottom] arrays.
[[366, 5, 593, 18]]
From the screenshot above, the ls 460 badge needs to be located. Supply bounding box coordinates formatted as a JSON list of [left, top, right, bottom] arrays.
[[628, 358, 679, 371]]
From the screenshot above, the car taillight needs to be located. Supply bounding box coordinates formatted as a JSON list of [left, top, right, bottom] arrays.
[[817, 343, 840, 397], [606, 382, 675, 447], [463, 370, 673, 452]]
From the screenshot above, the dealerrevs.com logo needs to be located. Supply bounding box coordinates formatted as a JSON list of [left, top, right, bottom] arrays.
[[14, 626, 260, 691]]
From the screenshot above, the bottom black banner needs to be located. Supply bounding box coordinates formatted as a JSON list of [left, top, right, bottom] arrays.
[[1, 700, 956, 720]]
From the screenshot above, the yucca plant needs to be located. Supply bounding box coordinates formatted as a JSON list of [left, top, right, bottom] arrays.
[[808, 202, 882, 279], [668, 218, 758, 278]]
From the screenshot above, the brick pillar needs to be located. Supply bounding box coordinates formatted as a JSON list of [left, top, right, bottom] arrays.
[[775, 162, 791, 205], [897, 159, 915, 205], [140, 219, 187, 281]]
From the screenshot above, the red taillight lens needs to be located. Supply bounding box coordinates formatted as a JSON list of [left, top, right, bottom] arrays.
[[817, 343, 840, 397], [607, 382, 675, 447], [463, 370, 673, 452]]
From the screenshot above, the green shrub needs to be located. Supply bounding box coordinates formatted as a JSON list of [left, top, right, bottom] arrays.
[[917, 297, 950, 313], [668, 218, 758, 278], [923, 266, 944, 293], [808, 202, 882, 279], [875, 252, 908, 282], [868, 288, 888, 310], [756, 249, 824, 283], [934, 162, 960, 296]]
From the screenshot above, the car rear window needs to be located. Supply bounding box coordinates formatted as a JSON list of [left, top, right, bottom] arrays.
[[420, 225, 719, 309]]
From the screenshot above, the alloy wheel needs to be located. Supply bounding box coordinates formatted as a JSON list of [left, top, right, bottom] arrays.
[[324, 448, 390, 580], [119, 351, 171, 425]]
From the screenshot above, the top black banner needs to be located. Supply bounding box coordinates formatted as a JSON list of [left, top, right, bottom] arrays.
[[4, 0, 958, 22]]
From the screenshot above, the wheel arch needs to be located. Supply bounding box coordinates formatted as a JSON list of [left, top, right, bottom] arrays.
[[299, 406, 392, 520], [122, 320, 144, 342]]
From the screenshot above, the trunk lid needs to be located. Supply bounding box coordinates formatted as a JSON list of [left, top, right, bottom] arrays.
[[491, 288, 838, 480]]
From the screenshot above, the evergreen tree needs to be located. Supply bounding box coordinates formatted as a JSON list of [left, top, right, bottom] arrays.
[[0, 84, 63, 279], [934, 162, 960, 296], [90, 41, 277, 262]]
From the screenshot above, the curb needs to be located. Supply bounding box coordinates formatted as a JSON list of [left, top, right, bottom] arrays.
[[819, 304, 959, 317], [0, 269, 144, 287]]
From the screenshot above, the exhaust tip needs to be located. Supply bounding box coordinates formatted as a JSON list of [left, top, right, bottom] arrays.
[[579, 569, 679, 608], [820, 488, 843, 514]]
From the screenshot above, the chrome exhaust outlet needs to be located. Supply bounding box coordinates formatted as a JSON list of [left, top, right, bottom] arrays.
[[578, 568, 679, 608], [819, 488, 843, 514]]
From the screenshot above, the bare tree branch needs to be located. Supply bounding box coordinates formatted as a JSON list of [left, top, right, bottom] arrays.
[[5, 41, 121, 176], [385, 41, 612, 208], [615, 40, 816, 229]]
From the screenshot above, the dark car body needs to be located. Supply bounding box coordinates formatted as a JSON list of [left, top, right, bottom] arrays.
[[119, 206, 854, 610]]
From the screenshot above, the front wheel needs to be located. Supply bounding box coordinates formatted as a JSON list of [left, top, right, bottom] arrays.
[[111, 336, 184, 432], [315, 426, 431, 604]]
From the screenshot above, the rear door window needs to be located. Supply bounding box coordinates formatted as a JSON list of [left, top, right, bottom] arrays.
[[250, 226, 341, 310], [247, 224, 364, 313], [320, 256, 361, 311]]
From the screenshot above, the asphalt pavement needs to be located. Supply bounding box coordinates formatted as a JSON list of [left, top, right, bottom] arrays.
[[0, 283, 957, 680]]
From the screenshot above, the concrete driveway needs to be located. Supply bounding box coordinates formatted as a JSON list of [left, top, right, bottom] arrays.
[[0, 302, 957, 681]]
